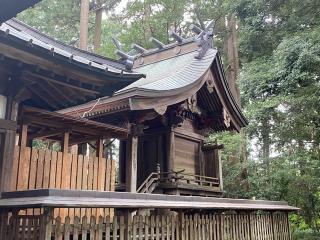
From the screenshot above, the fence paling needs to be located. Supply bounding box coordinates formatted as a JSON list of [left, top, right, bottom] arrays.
[[0, 212, 291, 240], [10, 146, 116, 221]]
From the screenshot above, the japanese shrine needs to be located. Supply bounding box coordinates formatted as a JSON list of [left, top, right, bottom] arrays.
[[0, 3, 297, 240]]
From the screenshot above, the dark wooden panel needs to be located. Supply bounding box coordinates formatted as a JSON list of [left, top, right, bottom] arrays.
[[174, 136, 199, 174], [203, 148, 219, 178], [137, 133, 167, 185]]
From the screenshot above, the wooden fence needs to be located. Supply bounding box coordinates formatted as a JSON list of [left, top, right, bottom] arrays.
[[10, 146, 116, 219], [0, 211, 291, 240]]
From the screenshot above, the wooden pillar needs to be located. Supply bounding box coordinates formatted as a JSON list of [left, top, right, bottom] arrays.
[[0, 96, 18, 192], [60, 132, 70, 220], [178, 211, 185, 240], [119, 140, 126, 184], [218, 154, 223, 191], [96, 138, 104, 218], [166, 128, 175, 172], [96, 139, 103, 159], [125, 135, 138, 192], [16, 123, 29, 190], [40, 207, 53, 240], [61, 132, 70, 189]]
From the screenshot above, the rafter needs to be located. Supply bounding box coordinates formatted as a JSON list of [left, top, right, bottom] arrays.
[[26, 85, 59, 109], [37, 82, 67, 108], [21, 71, 99, 95], [45, 81, 77, 105]]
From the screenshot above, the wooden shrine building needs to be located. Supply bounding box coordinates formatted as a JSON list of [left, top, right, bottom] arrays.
[[0, 9, 297, 240], [60, 23, 247, 197]]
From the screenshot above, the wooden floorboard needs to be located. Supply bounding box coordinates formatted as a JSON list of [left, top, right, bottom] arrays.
[[0, 189, 298, 211]]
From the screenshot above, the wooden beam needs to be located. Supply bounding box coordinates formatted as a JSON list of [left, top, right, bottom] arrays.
[[0, 119, 17, 131], [22, 71, 99, 95], [125, 135, 138, 193], [69, 135, 104, 146], [24, 116, 113, 138], [29, 129, 65, 140]]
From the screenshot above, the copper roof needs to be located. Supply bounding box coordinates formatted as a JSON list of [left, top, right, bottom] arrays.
[[0, 19, 143, 77]]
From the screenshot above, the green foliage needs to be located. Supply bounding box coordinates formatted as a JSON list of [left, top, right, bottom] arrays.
[[32, 140, 61, 151], [18, 0, 82, 45], [238, 23, 320, 231]]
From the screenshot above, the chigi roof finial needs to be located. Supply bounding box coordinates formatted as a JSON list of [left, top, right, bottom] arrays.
[[112, 37, 135, 70], [191, 20, 214, 59], [170, 31, 185, 43]]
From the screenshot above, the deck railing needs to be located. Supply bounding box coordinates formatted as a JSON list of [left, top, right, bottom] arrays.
[[137, 170, 220, 194]]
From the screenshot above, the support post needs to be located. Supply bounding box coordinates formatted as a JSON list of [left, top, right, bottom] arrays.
[[17, 123, 28, 190], [178, 211, 185, 240], [60, 132, 70, 220], [119, 140, 126, 184], [124, 209, 132, 240], [96, 138, 103, 159], [0, 209, 8, 239], [125, 135, 138, 193], [218, 153, 223, 191], [0, 96, 18, 192], [40, 207, 53, 240], [271, 212, 276, 240], [61, 132, 70, 189], [166, 128, 174, 172]]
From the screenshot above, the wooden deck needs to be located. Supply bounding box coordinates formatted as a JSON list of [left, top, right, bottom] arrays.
[[0, 189, 298, 211]]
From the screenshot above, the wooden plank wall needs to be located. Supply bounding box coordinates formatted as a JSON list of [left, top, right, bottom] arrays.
[[0, 211, 291, 240], [10, 146, 116, 220], [174, 136, 199, 175]]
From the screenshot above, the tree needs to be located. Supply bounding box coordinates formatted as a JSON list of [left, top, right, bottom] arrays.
[[79, 0, 90, 50]]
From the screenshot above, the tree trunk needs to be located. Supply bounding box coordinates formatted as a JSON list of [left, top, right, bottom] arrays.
[[261, 117, 270, 166], [143, 3, 152, 44], [226, 14, 241, 107], [93, 0, 103, 53], [79, 0, 89, 50]]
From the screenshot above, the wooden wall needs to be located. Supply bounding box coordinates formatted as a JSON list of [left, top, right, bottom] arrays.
[[174, 135, 199, 175]]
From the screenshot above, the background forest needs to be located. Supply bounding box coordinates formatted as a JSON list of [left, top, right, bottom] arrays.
[[18, 0, 320, 238]]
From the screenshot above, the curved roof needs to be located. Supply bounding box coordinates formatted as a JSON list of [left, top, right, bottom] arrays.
[[59, 43, 248, 131], [117, 48, 216, 93], [0, 19, 143, 78]]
